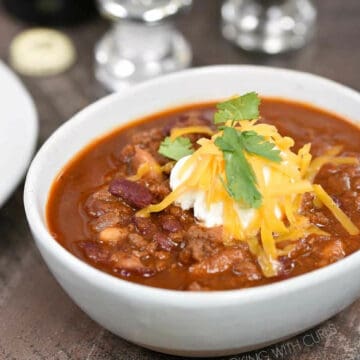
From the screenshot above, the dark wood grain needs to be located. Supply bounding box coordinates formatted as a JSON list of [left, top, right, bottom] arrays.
[[0, 1, 359, 359]]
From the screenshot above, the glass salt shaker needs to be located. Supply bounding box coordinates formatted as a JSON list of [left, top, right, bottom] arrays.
[[95, 0, 192, 92], [221, 0, 317, 54]]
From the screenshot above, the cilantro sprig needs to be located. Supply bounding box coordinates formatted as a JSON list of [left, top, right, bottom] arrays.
[[215, 127, 281, 208], [157, 92, 282, 208], [214, 93, 281, 207], [158, 136, 194, 161]]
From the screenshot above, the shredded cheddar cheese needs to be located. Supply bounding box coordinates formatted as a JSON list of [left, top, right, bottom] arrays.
[[128, 161, 174, 181], [306, 146, 358, 181], [313, 184, 359, 236], [136, 122, 359, 278], [127, 163, 152, 181], [170, 125, 214, 140]]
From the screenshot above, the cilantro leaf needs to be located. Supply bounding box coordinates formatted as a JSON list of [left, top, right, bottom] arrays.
[[241, 131, 282, 162], [215, 127, 262, 208], [222, 150, 262, 208], [158, 136, 194, 161], [215, 127, 282, 208], [214, 92, 261, 124]]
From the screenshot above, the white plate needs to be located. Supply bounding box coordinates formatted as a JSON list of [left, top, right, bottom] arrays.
[[0, 61, 38, 207]]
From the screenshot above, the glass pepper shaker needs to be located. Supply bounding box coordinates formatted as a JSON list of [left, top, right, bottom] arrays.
[[221, 0, 317, 54]]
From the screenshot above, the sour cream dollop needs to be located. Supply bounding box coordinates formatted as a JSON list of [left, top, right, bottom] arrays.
[[170, 155, 281, 230]]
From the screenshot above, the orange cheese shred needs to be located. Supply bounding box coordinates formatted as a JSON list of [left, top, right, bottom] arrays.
[[312, 184, 359, 235], [170, 126, 214, 140]]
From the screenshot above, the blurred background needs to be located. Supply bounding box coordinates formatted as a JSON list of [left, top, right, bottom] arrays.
[[1, 0, 359, 144], [0, 1, 359, 359]]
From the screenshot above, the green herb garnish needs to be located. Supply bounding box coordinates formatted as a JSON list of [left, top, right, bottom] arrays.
[[214, 92, 260, 124], [214, 94, 281, 208], [158, 136, 194, 161], [158, 92, 282, 208], [215, 127, 262, 208], [241, 131, 281, 162]]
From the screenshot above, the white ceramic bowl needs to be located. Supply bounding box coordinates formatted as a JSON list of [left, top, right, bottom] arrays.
[[24, 66, 360, 357]]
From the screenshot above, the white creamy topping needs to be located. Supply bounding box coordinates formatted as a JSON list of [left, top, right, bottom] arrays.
[[170, 155, 282, 229]]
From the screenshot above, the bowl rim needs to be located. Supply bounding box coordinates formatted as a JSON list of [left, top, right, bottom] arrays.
[[24, 65, 360, 305]]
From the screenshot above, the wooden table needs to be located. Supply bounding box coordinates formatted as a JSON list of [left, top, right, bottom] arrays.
[[0, 1, 359, 359]]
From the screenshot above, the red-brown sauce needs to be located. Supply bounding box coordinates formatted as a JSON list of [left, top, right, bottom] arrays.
[[46, 98, 360, 290]]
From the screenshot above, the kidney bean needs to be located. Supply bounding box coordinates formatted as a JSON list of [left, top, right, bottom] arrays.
[[109, 178, 154, 209], [78, 241, 110, 265], [153, 232, 176, 252], [160, 215, 182, 232]]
